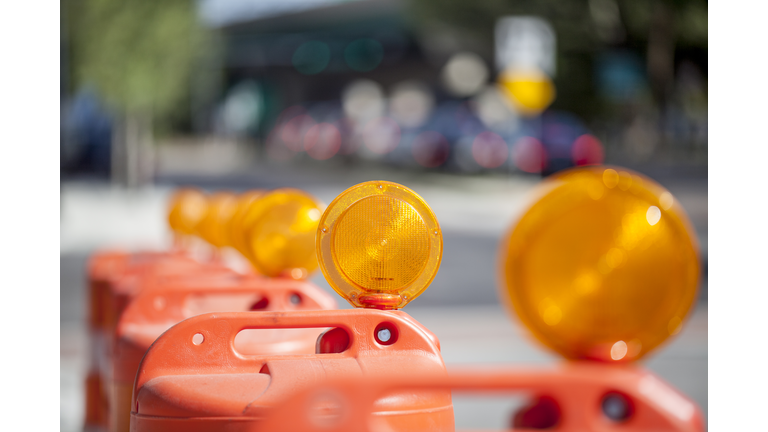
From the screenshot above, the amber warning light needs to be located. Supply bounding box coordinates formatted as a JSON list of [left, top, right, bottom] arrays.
[[241, 188, 325, 279], [317, 181, 443, 310], [167, 188, 208, 247], [500, 166, 700, 362]]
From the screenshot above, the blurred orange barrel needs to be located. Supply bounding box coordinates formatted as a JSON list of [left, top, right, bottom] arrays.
[[110, 273, 336, 432]]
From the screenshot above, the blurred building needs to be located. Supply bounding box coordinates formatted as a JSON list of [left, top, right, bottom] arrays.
[[61, 0, 707, 179], [212, 0, 441, 136]]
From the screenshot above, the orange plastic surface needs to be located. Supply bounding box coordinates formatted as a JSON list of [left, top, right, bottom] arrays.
[[83, 370, 107, 429], [260, 363, 704, 432], [109, 277, 336, 432], [316, 181, 442, 309], [86, 250, 236, 432], [85, 250, 193, 431], [130, 310, 451, 432]]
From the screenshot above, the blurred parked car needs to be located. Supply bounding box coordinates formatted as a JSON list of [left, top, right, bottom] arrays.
[[61, 89, 113, 178]]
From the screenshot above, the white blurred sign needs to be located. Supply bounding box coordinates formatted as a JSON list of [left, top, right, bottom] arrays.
[[495, 16, 556, 76]]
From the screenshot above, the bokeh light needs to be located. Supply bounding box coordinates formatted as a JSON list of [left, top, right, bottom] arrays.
[[497, 68, 556, 116], [388, 80, 434, 129], [304, 122, 341, 160], [281, 114, 317, 153], [363, 117, 400, 154], [512, 136, 547, 173], [342, 79, 385, 124], [610, 341, 628, 360], [441, 52, 489, 97], [646, 206, 661, 225], [412, 131, 449, 168], [472, 86, 520, 134], [500, 166, 700, 362], [292, 41, 331, 75], [471, 131, 508, 168], [571, 134, 605, 166], [344, 38, 384, 72], [221, 81, 262, 136]]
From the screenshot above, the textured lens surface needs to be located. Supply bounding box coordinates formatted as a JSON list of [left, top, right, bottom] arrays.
[[168, 189, 208, 235], [248, 195, 321, 277], [316, 181, 442, 309], [228, 190, 264, 258], [199, 192, 238, 248], [502, 167, 699, 361], [332, 195, 430, 292]]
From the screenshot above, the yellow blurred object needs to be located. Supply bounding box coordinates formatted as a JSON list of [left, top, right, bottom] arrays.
[[497, 68, 555, 116], [196, 191, 239, 249], [243, 189, 324, 278], [227, 190, 266, 259], [317, 181, 442, 309], [167, 188, 208, 236], [500, 166, 699, 362]]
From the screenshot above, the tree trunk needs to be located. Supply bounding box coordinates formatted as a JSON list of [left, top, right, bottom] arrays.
[[111, 111, 153, 188]]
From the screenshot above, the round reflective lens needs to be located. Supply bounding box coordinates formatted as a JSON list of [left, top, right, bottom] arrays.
[[500, 166, 699, 361], [227, 190, 265, 259], [167, 188, 208, 235], [243, 189, 324, 278], [198, 191, 239, 248], [317, 181, 442, 309]]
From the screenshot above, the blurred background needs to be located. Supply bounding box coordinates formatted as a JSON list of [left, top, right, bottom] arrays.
[[60, 0, 707, 430]]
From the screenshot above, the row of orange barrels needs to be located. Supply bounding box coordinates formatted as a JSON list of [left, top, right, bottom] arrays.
[[84, 167, 704, 432]]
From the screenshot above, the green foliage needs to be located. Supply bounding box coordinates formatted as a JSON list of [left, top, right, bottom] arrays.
[[408, 0, 707, 50], [66, 0, 212, 120], [406, 0, 707, 117], [408, 0, 598, 52]]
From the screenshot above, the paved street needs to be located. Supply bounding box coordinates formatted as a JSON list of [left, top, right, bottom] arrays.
[[60, 159, 707, 431]]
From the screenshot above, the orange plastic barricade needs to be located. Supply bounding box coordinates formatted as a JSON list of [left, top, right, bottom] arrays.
[[259, 365, 704, 432], [88, 250, 204, 344], [129, 309, 453, 432], [84, 187, 238, 431], [85, 250, 130, 428], [128, 181, 453, 432], [110, 276, 336, 432], [84, 249, 212, 431], [101, 186, 331, 432]]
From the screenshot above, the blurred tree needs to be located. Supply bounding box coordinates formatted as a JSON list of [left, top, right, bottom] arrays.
[[64, 0, 215, 187]]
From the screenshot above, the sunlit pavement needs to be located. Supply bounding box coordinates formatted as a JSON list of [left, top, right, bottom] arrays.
[[60, 161, 707, 431]]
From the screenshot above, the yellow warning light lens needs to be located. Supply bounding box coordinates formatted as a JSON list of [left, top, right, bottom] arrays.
[[500, 166, 699, 362], [227, 190, 265, 259], [497, 68, 555, 117], [167, 188, 208, 235], [243, 189, 324, 278], [197, 191, 239, 248], [317, 181, 442, 309]]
